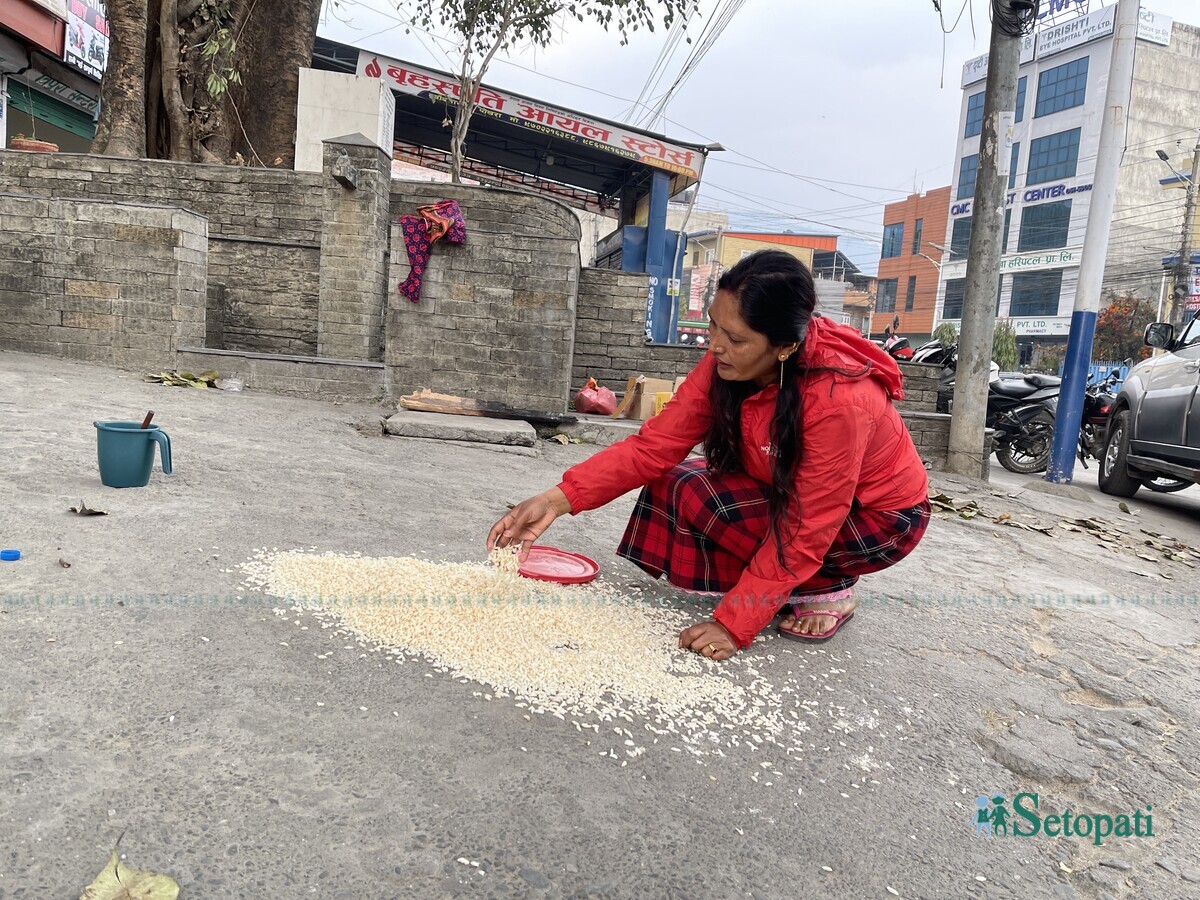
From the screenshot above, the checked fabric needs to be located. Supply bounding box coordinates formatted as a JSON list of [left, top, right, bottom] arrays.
[[397, 200, 467, 304], [617, 458, 931, 599]]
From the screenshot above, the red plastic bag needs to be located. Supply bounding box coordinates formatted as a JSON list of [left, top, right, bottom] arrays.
[[573, 377, 617, 415]]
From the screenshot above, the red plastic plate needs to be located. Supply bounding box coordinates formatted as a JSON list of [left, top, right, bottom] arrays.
[[518, 546, 600, 585]]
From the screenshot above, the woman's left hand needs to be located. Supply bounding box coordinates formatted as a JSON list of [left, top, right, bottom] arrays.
[[678, 620, 738, 661]]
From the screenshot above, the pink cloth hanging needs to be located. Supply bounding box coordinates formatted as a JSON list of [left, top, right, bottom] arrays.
[[397, 200, 467, 303]]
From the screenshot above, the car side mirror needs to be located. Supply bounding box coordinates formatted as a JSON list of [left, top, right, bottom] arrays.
[[1144, 322, 1174, 349]]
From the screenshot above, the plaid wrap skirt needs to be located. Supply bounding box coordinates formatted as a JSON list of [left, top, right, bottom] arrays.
[[618, 458, 930, 598]]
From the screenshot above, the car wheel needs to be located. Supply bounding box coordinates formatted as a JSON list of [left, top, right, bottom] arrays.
[[1145, 476, 1192, 493], [1098, 410, 1141, 497]]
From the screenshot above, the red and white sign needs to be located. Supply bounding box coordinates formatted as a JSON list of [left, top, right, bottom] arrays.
[[357, 52, 701, 181], [64, 0, 108, 81], [1188, 267, 1200, 313]]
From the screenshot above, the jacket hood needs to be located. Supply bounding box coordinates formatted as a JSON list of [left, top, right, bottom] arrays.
[[803, 315, 905, 400]]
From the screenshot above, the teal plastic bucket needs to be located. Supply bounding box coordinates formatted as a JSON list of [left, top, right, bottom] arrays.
[[94, 421, 173, 488]]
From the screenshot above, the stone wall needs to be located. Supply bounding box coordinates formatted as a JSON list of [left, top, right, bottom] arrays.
[[386, 185, 581, 412], [0, 195, 207, 370], [175, 348, 385, 402], [896, 362, 941, 413], [573, 267, 705, 391], [317, 136, 393, 361], [0, 149, 323, 355]]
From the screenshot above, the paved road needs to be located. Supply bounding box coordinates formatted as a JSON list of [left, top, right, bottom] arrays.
[[2, 350, 1198, 899]]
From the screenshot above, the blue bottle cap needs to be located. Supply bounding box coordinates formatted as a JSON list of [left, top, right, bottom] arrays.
[[0, 549, 20, 561]]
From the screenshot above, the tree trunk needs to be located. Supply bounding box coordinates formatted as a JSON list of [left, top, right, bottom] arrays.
[[91, 0, 149, 157], [96, 0, 321, 164], [229, 0, 323, 167], [158, 0, 192, 160]]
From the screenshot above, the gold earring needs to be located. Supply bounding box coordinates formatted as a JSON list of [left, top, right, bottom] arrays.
[[778, 355, 787, 388]]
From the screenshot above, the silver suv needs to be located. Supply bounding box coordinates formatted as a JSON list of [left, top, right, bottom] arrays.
[[1099, 311, 1200, 497]]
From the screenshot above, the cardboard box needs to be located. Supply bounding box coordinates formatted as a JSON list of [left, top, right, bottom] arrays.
[[612, 375, 675, 420]]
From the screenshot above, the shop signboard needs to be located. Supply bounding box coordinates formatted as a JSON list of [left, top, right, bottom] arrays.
[[64, 0, 109, 81], [357, 51, 702, 181]]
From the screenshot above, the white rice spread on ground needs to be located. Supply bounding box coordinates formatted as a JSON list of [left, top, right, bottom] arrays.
[[238, 549, 898, 764]]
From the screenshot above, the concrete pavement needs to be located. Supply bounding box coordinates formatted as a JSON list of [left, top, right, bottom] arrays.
[[1, 349, 1198, 899]]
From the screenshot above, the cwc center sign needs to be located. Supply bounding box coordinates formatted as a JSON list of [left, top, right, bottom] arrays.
[[357, 52, 702, 181]]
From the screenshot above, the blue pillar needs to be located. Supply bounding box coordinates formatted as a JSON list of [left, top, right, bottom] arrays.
[[644, 170, 674, 343], [1045, 309, 1096, 482]]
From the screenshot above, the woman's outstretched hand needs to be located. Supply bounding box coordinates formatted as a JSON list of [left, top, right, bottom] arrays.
[[487, 487, 573, 562], [678, 620, 738, 661]]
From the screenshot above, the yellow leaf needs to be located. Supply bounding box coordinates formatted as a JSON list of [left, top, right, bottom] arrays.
[[79, 844, 179, 900]]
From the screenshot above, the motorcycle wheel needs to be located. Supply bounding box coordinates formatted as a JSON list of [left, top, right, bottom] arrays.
[[996, 409, 1054, 475], [1145, 477, 1192, 493]]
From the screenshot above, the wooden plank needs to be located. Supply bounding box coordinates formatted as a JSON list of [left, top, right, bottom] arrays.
[[399, 390, 577, 426]]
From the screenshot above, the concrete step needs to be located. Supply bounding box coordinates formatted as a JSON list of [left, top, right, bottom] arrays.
[[384, 410, 538, 447]]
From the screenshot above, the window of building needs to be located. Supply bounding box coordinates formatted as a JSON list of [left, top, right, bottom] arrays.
[[877, 278, 898, 313], [958, 154, 980, 200], [964, 92, 986, 138], [950, 217, 972, 261], [705, 249, 715, 263], [1010, 270, 1064, 317], [911, 218, 923, 256], [943, 279, 966, 319], [1002, 208, 1012, 253], [741, 249, 753, 259], [1035, 56, 1089, 118], [1015, 76, 1028, 123], [1018, 200, 1072, 252], [1008, 142, 1020, 190], [882, 223, 905, 259], [1027, 128, 1081, 185], [905, 276, 917, 312]]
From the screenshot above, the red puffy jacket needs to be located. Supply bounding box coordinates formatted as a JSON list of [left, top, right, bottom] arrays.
[[558, 316, 929, 647]]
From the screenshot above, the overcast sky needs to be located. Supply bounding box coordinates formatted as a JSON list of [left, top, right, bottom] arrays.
[[320, 0, 1199, 274]]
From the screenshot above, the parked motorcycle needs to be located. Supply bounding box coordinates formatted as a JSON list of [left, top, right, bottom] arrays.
[[1077, 369, 1121, 468], [881, 317, 914, 361], [934, 344, 1061, 474]]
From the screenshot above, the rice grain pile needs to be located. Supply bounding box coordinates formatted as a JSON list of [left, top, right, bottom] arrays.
[[238, 549, 892, 760]]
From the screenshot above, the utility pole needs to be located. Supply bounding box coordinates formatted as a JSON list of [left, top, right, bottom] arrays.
[[1166, 131, 1200, 327], [946, 4, 1023, 477], [1046, 0, 1139, 483]]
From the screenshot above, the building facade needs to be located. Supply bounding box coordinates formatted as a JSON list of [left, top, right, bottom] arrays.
[[0, 0, 105, 151], [935, 5, 1200, 346], [876, 186, 952, 339], [678, 231, 849, 342]]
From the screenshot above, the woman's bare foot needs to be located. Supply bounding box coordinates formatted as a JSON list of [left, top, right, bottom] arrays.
[[778, 589, 857, 639]]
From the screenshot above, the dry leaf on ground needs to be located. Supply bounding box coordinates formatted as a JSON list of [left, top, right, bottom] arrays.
[[79, 841, 179, 900], [69, 501, 108, 517]]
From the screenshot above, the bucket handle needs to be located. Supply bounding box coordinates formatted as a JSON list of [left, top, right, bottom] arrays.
[[150, 430, 173, 475]]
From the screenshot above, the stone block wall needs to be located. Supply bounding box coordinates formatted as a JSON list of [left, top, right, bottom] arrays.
[[317, 137, 393, 361], [0, 195, 207, 370], [0, 149, 323, 355], [386, 187, 581, 412], [573, 267, 705, 391], [896, 362, 942, 413]]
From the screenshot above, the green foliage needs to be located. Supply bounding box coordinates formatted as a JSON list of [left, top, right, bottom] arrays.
[[932, 321, 958, 348], [402, 0, 686, 56], [992, 319, 1018, 372], [201, 22, 241, 100]]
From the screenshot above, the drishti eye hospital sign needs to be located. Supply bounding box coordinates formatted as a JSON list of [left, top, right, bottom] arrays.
[[356, 52, 702, 181]]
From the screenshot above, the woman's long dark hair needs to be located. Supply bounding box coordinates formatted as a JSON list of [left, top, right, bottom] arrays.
[[705, 250, 816, 568]]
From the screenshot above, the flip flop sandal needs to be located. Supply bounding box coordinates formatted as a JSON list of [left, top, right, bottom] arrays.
[[777, 608, 855, 643]]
